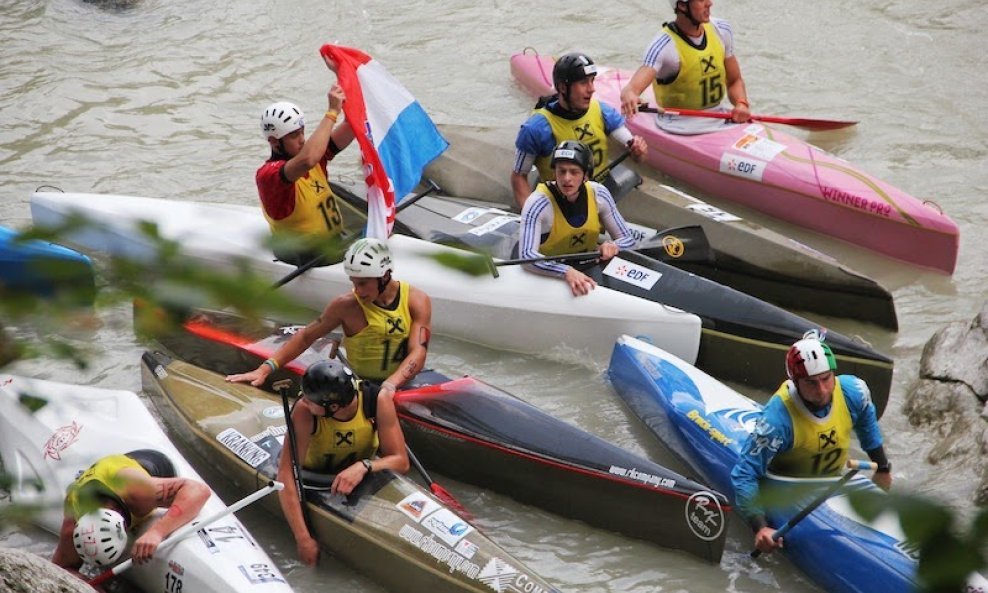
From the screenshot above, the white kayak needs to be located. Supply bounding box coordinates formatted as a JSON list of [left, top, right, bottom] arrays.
[[30, 190, 702, 366], [0, 373, 293, 593]]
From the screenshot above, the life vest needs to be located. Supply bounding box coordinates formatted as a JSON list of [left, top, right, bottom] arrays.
[[768, 379, 853, 477], [654, 22, 727, 110], [533, 99, 608, 181], [64, 454, 152, 527], [303, 386, 379, 473], [536, 182, 602, 256], [343, 282, 412, 382], [261, 161, 345, 243]]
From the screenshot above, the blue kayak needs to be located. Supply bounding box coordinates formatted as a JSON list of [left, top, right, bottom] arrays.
[[607, 334, 926, 593], [0, 225, 94, 301]]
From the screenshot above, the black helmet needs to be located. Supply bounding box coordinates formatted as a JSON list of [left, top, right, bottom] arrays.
[[301, 360, 358, 411], [552, 53, 597, 89], [550, 140, 594, 177]]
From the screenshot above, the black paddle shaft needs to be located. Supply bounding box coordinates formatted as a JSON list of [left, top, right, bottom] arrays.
[[750, 469, 859, 558], [274, 379, 315, 536]]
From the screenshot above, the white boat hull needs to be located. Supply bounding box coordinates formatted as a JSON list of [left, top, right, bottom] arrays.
[[0, 374, 292, 593], [30, 191, 702, 365]]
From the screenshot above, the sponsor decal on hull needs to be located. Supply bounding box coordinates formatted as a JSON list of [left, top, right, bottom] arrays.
[[469, 215, 516, 236], [685, 202, 743, 222], [397, 491, 441, 522], [479, 558, 554, 593], [731, 132, 785, 162], [719, 153, 767, 182], [250, 424, 287, 442], [44, 421, 82, 460], [820, 186, 893, 217], [397, 523, 482, 578], [686, 409, 735, 447], [217, 428, 271, 468], [261, 406, 284, 419], [685, 491, 726, 541], [452, 207, 512, 224], [608, 465, 677, 489], [602, 257, 662, 290], [421, 507, 473, 546]]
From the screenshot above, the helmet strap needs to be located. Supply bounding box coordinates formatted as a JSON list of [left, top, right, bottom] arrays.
[[682, 1, 703, 29], [556, 81, 572, 111], [376, 271, 393, 297]]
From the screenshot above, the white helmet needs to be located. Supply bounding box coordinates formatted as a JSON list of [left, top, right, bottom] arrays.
[[260, 101, 305, 140], [73, 508, 129, 567], [669, 0, 684, 11], [343, 238, 393, 278], [785, 337, 837, 380]]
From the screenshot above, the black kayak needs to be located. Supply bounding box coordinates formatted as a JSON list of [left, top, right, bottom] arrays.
[[146, 307, 731, 563], [333, 185, 895, 418], [422, 123, 897, 331]]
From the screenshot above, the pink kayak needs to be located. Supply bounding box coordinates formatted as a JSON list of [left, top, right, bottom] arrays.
[[510, 50, 959, 274]]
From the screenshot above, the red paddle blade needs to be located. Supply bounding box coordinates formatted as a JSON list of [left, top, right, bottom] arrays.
[[752, 115, 858, 131], [431, 483, 473, 522], [87, 568, 115, 587], [656, 106, 857, 132]]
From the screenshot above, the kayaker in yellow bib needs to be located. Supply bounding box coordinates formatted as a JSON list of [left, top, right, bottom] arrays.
[[518, 140, 638, 297], [730, 333, 892, 556], [226, 237, 432, 392], [511, 52, 647, 208], [619, 0, 752, 134], [52, 450, 210, 573], [256, 54, 356, 265], [276, 360, 409, 566]]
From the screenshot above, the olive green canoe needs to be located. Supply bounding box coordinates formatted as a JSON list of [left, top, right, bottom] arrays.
[[140, 350, 562, 593]]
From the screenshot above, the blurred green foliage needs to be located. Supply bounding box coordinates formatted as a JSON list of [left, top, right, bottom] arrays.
[[1, 217, 985, 591]]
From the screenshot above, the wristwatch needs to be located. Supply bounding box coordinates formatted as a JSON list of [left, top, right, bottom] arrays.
[[361, 459, 373, 473], [876, 462, 892, 474]]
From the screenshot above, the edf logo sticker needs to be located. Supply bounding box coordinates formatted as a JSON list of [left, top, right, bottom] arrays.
[[602, 257, 661, 290], [719, 153, 767, 182]]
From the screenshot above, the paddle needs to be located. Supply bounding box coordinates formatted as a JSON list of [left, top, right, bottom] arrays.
[[405, 444, 474, 521], [270, 180, 440, 289], [592, 150, 631, 183], [273, 378, 316, 537], [750, 460, 873, 558], [595, 150, 641, 202], [637, 105, 857, 132], [325, 340, 472, 518], [488, 224, 712, 278], [87, 480, 284, 587]]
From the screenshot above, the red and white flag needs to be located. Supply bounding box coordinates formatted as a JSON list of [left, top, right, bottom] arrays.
[[320, 44, 448, 239]]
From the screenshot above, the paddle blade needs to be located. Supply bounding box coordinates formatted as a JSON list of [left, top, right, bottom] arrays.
[[637, 225, 714, 264], [430, 483, 474, 522], [752, 115, 858, 131], [640, 104, 857, 132], [88, 566, 122, 587]]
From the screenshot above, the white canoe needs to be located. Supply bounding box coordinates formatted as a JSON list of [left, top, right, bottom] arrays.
[[0, 373, 293, 593], [30, 191, 702, 366]]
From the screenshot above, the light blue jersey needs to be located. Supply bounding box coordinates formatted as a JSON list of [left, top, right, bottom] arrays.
[[731, 375, 883, 525]]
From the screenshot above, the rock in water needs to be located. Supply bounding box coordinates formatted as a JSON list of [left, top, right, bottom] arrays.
[[905, 302, 988, 504], [0, 547, 95, 593]]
